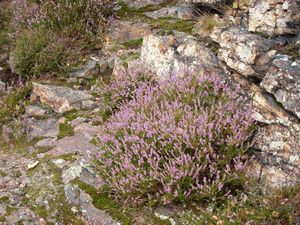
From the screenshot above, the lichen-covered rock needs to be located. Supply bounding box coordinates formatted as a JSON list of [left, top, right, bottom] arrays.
[[123, 0, 165, 8], [231, 73, 300, 188], [25, 105, 47, 117], [69, 59, 98, 79], [145, 5, 195, 20], [23, 118, 59, 140], [32, 83, 94, 113], [260, 55, 300, 119], [141, 32, 218, 80], [248, 0, 300, 36], [211, 27, 274, 78], [107, 20, 152, 44], [180, 0, 224, 6]]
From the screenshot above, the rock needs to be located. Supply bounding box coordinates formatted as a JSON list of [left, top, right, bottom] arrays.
[[25, 105, 47, 117], [107, 20, 152, 44], [62, 165, 83, 184], [211, 27, 274, 79], [32, 83, 94, 113], [69, 59, 98, 79], [230, 72, 300, 188], [0, 81, 5, 92], [48, 123, 102, 157], [248, 0, 300, 36], [64, 183, 118, 225], [23, 118, 59, 140], [52, 158, 68, 169], [80, 190, 118, 225], [260, 55, 300, 119], [145, 5, 195, 20], [81, 99, 97, 110], [2, 125, 13, 143], [123, 0, 165, 8], [35, 138, 57, 148], [141, 32, 218, 80], [179, 0, 224, 6], [27, 161, 39, 170]]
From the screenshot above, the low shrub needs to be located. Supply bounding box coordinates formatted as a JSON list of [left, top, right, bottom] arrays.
[[0, 84, 31, 124], [98, 73, 255, 205], [97, 70, 154, 122], [10, 0, 118, 78]]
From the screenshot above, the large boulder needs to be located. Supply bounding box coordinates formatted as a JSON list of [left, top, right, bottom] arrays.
[[248, 0, 300, 36], [31, 83, 94, 113], [141, 31, 219, 80], [260, 55, 300, 119], [231, 73, 300, 188], [211, 27, 275, 79]]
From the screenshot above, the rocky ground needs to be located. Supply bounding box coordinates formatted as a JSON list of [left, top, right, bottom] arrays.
[[1, 0, 300, 224]]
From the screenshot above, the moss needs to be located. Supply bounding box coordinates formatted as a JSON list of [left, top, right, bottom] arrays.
[[24, 161, 84, 224], [58, 123, 74, 139], [0, 195, 9, 203], [121, 38, 143, 49], [74, 180, 133, 225], [150, 17, 195, 34]]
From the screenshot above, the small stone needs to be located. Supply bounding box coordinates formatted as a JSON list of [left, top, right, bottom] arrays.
[[0, 81, 5, 92], [52, 159, 67, 169], [62, 165, 82, 184], [27, 161, 39, 170], [25, 105, 46, 117]]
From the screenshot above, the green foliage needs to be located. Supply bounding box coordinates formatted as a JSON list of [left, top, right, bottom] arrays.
[[0, 85, 31, 124], [75, 180, 133, 225], [12, 28, 68, 78], [179, 183, 300, 225], [11, 0, 116, 79], [121, 38, 144, 49]]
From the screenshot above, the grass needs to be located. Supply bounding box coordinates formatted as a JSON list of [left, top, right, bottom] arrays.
[[117, 1, 196, 34], [121, 38, 144, 49], [178, 182, 300, 225], [75, 179, 171, 225], [0, 84, 31, 124]]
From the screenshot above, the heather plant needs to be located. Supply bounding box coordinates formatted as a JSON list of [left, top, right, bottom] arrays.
[[98, 73, 255, 206], [10, 0, 117, 78], [97, 69, 154, 121]]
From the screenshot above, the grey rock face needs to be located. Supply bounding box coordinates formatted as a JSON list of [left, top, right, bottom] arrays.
[[23, 118, 59, 140], [260, 55, 300, 119], [69, 59, 98, 79], [25, 105, 47, 117], [145, 5, 195, 20], [141, 32, 218, 80], [123, 0, 165, 8], [32, 83, 94, 113], [211, 27, 274, 79], [179, 0, 224, 5], [248, 0, 300, 36], [231, 73, 300, 188]]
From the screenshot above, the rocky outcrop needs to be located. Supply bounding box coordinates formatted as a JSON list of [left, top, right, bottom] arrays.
[[180, 0, 224, 5], [260, 55, 300, 119], [123, 0, 165, 8], [145, 5, 195, 20], [211, 27, 275, 79], [248, 0, 300, 36], [141, 31, 218, 80], [31, 83, 95, 113]]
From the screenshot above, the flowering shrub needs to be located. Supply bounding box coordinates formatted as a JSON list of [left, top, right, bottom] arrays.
[[97, 69, 154, 121], [11, 0, 117, 38], [98, 73, 255, 205], [10, 0, 118, 78]]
